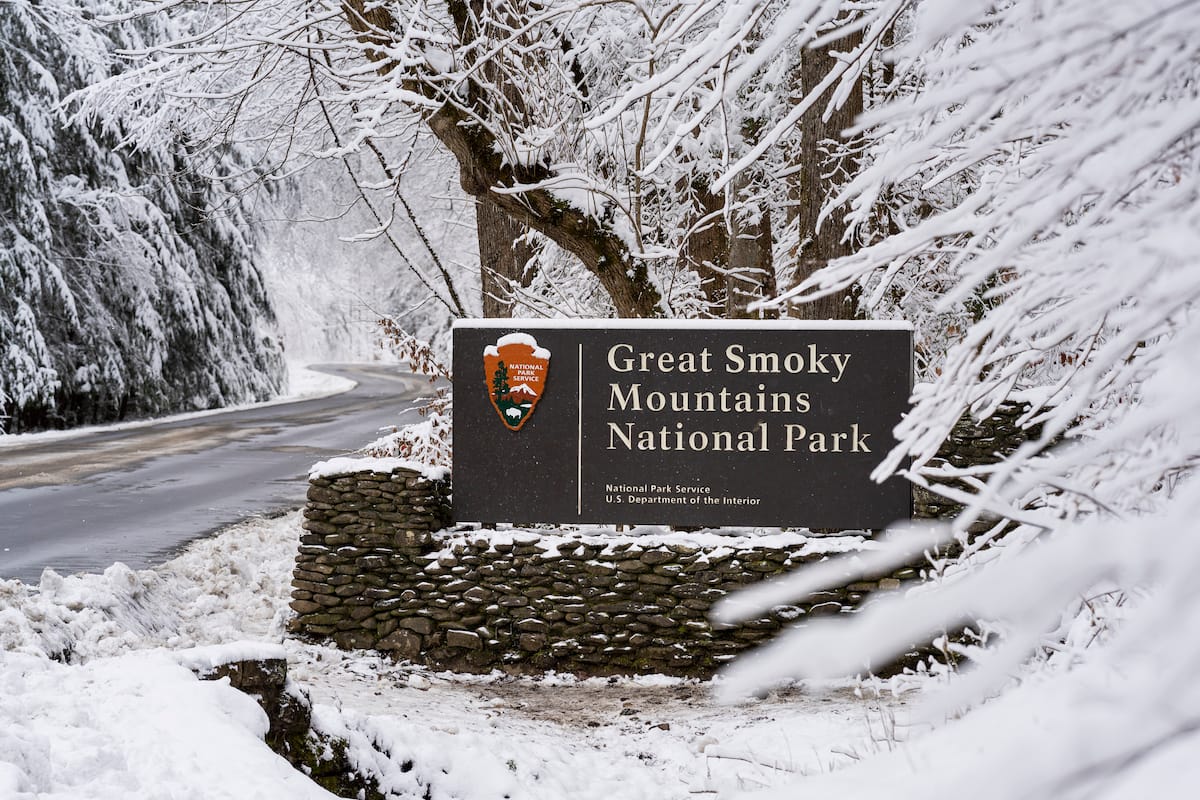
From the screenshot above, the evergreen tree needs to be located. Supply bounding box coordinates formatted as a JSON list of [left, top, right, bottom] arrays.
[[492, 361, 509, 402], [0, 0, 285, 432]]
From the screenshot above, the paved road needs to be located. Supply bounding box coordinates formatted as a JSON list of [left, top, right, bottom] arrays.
[[0, 364, 427, 583]]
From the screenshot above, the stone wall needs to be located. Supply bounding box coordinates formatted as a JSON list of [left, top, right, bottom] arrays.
[[288, 405, 1037, 676], [290, 468, 922, 677], [913, 401, 1043, 520], [290, 467, 452, 633]]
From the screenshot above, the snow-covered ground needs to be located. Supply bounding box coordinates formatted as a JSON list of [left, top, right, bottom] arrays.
[[0, 512, 911, 799], [285, 362, 361, 400]]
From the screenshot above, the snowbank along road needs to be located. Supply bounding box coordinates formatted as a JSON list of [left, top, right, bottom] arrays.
[[0, 364, 426, 583]]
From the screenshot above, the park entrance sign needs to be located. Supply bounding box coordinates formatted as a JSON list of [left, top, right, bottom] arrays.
[[452, 320, 913, 529]]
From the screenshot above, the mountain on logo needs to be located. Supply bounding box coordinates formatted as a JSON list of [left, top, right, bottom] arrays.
[[483, 333, 551, 431]]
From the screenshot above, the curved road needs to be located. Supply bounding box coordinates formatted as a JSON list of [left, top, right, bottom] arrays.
[[0, 364, 427, 583]]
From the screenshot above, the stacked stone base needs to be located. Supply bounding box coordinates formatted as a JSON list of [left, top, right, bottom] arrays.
[[289, 468, 921, 678], [289, 467, 451, 637], [289, 404, 1044, 676], [913, 401, 1045, 520]]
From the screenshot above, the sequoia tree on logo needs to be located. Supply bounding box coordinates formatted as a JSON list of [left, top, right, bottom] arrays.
[[483, 333, 551, 431]]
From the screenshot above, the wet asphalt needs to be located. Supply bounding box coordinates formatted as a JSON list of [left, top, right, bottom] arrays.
[[0, 364, 427, 583]]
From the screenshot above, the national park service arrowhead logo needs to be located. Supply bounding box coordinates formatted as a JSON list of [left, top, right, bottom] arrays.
[[484, 333, 550, 431]]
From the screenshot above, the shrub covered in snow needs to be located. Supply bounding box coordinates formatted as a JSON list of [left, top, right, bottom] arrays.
[[361, 319, 452, 469]]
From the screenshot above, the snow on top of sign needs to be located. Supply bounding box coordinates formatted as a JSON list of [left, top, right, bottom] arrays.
[[309, 456, 449, 482], [482, 332, 552, 358], [457, 318, 913, 331]]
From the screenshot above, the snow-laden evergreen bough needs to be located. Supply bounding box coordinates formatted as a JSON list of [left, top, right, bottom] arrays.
[[688, 0, 1200, 797], [0, 0, 284, 432]]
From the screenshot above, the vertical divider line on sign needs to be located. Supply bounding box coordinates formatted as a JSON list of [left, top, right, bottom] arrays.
[[577, 342, 583, 516]]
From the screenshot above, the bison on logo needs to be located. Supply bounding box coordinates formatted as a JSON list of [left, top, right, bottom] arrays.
[[483, 333, 551, 431]]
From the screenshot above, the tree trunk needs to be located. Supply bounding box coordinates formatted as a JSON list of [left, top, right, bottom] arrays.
[[679, 181, 729, 316], [426, 105, 661, 318], [477, 194, 536, 317], [788, 29, 865, 321], [727, 174, 779, 319], [343, 0, 662, 318]]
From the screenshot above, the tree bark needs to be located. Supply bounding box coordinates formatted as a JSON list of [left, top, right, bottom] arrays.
[[788, 29, 865, 321], [679, 180, 729, 315], [477, 195, 536, 317], [727, 199, 778, 319]]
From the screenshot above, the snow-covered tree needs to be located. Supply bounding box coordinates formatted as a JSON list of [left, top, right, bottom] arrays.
[[0, 0, 285, 432], [704, 0, 1200, 796], [80, 0, 887, 320]]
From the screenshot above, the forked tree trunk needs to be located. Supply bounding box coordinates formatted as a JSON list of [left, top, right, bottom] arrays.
[[342, 0, 662, 318], [682, 178, 780, 320]]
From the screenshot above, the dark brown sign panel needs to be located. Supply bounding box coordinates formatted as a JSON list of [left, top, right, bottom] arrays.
[[452, 321, 912, 529]]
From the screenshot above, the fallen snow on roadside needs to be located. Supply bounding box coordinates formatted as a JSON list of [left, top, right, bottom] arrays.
[[286, 360, 358, 400], [0, 512, 908, 799]]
